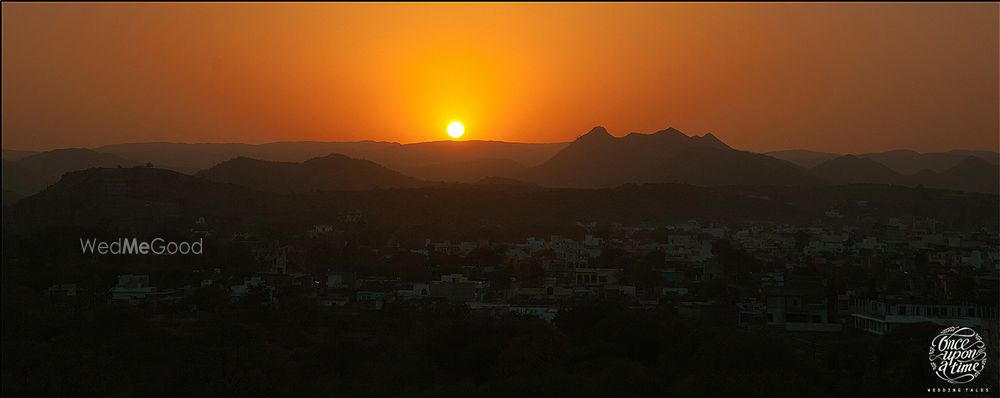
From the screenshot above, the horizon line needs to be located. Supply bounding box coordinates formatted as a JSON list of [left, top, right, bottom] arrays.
[[3, 138, 999, 156]]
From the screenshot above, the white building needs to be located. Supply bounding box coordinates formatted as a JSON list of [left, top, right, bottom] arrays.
[[850, 298, 997, 335]]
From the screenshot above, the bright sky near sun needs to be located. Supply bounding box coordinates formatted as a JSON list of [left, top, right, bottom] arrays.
[[2, 3, 997, 152]]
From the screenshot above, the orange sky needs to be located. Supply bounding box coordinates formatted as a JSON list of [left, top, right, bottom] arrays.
[[2, 3, 998, 153]]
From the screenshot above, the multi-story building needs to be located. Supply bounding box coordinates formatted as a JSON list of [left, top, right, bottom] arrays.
[[850, 298, 997, 335]]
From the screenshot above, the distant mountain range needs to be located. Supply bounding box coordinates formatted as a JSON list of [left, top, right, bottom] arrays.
[[520, 127, 996, 192], [2, 148, 139, 196], [858, 149, 1000, 174], [763, 150, 840, 169], [5, 166, 996, 237], [525, 126, 820, 188], [90, 140, 567, 175], [808, 154, 998, 193], [410, 158, 527, 183], [196, 154, 423, 193], [2, 167, 271, 235], [2, 126, 997, 203], [767, 148, 1000, 173], [810, 155, 908, 185], [1, 149, 38, 162]]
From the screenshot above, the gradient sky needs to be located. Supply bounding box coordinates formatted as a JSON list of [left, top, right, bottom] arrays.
[[3, 3, 998, 153]]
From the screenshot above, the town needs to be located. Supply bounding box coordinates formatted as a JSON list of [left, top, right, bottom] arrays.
[[45, 208, 997, 351]]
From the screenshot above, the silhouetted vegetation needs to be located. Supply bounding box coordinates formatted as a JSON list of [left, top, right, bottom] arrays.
[[3, 289, 974, 397]]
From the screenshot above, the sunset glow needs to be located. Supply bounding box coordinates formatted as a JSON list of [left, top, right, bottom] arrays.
[[2, 3, 997, 153], [1, 4, 999, 395]]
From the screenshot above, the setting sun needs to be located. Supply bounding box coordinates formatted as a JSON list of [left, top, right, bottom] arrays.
[[447, 121, 465, 139]]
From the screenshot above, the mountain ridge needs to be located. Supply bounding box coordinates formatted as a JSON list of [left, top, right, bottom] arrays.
[[525, 126, 815, 188], [3, 128, 997, 201], [1, 148, 140, 196], [195, 153, 425, 193]]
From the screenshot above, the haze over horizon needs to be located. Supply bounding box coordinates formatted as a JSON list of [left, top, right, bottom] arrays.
[[3, 126, 998, 156], [3, 3, 998, 153]]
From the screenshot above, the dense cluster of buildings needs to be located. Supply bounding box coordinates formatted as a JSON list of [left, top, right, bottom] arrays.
[[45, 212, 1000, 362]]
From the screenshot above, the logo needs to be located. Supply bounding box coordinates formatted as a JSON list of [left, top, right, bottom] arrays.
[[928, 326, 987, 384], [80, 238, 204, 255]]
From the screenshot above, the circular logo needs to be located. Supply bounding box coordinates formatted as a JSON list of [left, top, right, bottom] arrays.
[[928, 326, 988, 384]]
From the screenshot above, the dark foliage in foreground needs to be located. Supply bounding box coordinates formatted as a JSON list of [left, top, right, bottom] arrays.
[[2, 291, 974, 398]]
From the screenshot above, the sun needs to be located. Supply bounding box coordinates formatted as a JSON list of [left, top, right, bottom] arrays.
[[447, 121, 465, 139]]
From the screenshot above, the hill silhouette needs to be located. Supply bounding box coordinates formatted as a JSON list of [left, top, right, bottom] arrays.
[[196, 154, 424, 193], [1, 148, 139, 196], [410, 158, 527, 183], [923, 156, 999, 194], [771, 148, 1000, 175], [809, 155, 908, 185], [2, 159, 46, 197], [3, 167, 269, 235], [1, 189, 22, 206], [96, 140, 567, 178], [807, 154, 999, 194], [4, 131, 997, 196], [5, 167, 996, 236], [858, 149, 1000, 174], [765, 149, 839, 169], [1, 149, 39, 161], [526, 126, 818, 188]]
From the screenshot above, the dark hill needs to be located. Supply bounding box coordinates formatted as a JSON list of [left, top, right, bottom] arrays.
[[410, 158, 526, 183], [526, 126, 815, 188], [196, 154, 424, 193], [924, 156, 999, 194], [661, 147, 823, 186], [2, 167, 270, 235], [4, 167, 996, 238], [859, 149, 999, 174], [2, 148, 138, 195], [809, 155, 907, 185], [765, 149, 840, 169]]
